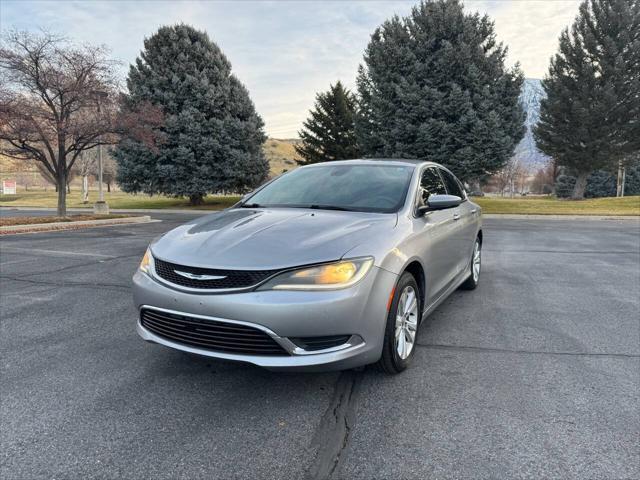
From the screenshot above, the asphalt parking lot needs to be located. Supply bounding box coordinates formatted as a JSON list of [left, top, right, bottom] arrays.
[[1, 212, 638, 479]]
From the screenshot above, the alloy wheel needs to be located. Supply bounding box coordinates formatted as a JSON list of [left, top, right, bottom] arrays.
[[472, 240, 481, 282], [394, 285, 418, 359]]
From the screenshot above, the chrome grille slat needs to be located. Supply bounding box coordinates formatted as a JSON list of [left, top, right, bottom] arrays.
[[289, 335, 352, 351]]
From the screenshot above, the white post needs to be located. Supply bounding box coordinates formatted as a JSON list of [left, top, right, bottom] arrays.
[[616, 160, 623, 197]]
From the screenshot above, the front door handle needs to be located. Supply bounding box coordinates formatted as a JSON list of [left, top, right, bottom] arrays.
[[453, 213, 460, 221]]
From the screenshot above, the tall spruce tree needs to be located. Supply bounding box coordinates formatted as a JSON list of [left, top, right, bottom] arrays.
[[535, 0, 640, 199], [355, 0, 524, 184], [114, 25, 268, 204], [295, 81, 360, 164]]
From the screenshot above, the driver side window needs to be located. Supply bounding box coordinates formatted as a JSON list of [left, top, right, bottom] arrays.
[[420, 168, 447, 204], [439, 169, 465, 198]]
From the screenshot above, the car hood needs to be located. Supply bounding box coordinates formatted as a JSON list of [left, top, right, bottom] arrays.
[[151, 208, 397, 270]]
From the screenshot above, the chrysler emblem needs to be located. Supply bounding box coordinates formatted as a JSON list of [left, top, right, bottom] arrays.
[[174, 270, 227, 281]]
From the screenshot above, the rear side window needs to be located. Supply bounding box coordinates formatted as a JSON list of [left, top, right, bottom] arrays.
[[419, 168, 447, 203], [439, 169, 464, 198]]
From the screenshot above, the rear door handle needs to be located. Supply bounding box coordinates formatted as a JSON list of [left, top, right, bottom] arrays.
[[453, 213, 461, 221], [470, 209, 477, 214]]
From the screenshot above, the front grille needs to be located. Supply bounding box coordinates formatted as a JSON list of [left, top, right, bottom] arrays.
[[153, 257, 280, 290], [289, 335, 352, 351], [140, 309, 289, 356]]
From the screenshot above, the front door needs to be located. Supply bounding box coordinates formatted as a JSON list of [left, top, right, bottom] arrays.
[[439, 168, 476, 275], [413, 167, 460, 305]]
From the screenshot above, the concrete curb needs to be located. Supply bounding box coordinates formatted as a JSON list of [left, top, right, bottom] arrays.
[[0, 215, 155, 235], [0, 206, 210, 214]]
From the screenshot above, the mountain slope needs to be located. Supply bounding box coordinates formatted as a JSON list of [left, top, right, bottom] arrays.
[[511, 78, 551, 171], [263, 138, 301, 177]]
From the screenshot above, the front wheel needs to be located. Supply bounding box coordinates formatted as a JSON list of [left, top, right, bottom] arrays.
[[376, 272, 421, 374], [460, 237, 481, 290]]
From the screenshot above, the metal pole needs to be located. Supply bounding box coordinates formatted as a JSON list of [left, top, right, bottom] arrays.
[[97, 99, 104, 203], [91, 90, 109, 214]]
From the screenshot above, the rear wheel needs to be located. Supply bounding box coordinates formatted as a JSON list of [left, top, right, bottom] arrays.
[[460, 237, 481, 290], [376, 272, 421, 374]]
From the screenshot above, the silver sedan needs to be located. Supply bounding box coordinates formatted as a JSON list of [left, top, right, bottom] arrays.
[[133, 159, 482, 373]]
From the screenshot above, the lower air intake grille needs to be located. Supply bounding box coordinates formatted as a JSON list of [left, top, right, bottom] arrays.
[[140, 309, 289, 356], [153, 257, 280, 290]]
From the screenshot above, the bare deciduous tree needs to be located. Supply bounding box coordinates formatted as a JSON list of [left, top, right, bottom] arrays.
[[491, 157, 530, 197], [0, 30, 119, 216], [102, 152, 117, 193], [73, 149, 97, 202]]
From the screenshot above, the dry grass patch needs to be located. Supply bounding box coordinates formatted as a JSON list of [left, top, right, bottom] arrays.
[[474, 195, 640, 216], [0, 191, 241, 210]]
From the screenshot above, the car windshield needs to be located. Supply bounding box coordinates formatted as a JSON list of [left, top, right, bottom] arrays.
[[243, 164, 414, 213]]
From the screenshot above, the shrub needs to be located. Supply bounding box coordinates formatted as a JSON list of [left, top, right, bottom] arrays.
[[585, 170, 617, 198], [555, 175, 576, 198]]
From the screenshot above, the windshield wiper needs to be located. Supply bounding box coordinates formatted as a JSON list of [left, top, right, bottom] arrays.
[[307, 204, 355, 212], [240, 202, 263, 208]]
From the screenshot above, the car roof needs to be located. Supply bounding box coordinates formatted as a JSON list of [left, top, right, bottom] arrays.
[[301, 158, 438, 168]]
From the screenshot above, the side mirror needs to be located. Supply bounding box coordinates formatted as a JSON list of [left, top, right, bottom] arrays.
[[429, 194, 462, 210], [417, 194, 462, 215]]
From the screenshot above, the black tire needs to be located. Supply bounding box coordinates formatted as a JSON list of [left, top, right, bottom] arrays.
[[460, 237, 481, 291], [376, 272, 421, 374]]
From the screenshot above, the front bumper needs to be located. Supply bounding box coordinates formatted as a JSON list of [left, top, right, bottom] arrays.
[[132, 265, 397, 371]]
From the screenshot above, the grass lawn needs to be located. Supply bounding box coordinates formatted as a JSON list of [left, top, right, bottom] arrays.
[[474, 195, 640, 216], [1, 190, 639, 216], [0, 190, 241, 210]]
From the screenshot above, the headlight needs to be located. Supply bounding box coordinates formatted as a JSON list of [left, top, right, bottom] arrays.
[[258, 257, 373, 291], [139, 248, 153, 274]]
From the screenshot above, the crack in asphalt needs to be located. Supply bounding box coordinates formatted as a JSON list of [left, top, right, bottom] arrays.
[[416, 342, 640, 359], [304, 370, 363, 480]]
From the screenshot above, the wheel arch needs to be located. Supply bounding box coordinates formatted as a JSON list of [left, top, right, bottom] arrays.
[[402, 260, 426, 312]]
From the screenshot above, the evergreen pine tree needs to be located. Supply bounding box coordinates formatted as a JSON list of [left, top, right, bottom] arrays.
[[355, 0, 524, 183], [294, 81, 360, 164], [114, 24, 268, 204], [535, 0, 640, 199]]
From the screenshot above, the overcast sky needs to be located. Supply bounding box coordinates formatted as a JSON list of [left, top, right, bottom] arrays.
[[2, 0, 581, 138]]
